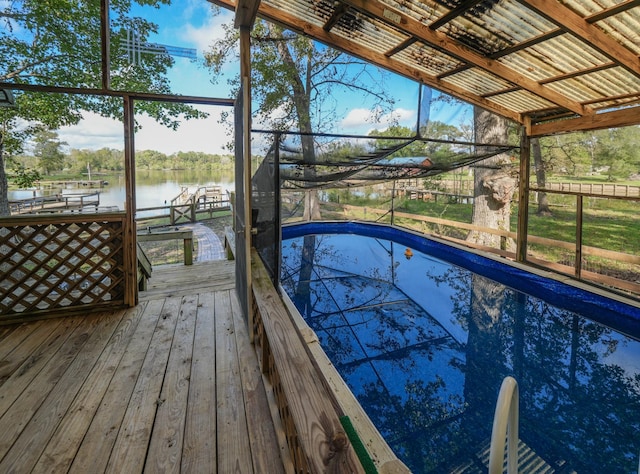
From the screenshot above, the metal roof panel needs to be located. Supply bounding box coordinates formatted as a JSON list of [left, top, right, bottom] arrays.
[[216, 0, 640, 129]]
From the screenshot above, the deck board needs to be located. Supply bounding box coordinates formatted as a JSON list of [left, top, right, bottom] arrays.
[[0, 260, 286, 473], [215, 289, 254, 473], [182, 291, 217, 473]]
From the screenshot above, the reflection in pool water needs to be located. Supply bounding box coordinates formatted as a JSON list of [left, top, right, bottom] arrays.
[[281, 225, 640, 473]]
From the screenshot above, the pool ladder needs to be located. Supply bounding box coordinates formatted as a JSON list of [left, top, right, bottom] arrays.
[[490, 377, 640, 473], [489, 376, 519, 474]]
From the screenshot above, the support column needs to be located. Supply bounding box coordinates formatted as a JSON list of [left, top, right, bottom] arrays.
[[240, 26, 254, 342], [123, 95, 137, 306], [100, 0, 110, 90], [516, 119, 531, 263]]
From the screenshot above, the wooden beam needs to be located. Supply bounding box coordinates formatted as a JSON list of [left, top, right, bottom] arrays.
[[539, 62, 617, 85], [428, 0, 485, 30], [384, 36, 417, 57], [585, 0, 640, 23], [344, 0, 590, 116], [490, 29, 563, 59], [530, 105, 640, 137], [234, 0, 259, 28], [518, 0, 640, 79], [123, 95, 137, 307], [323, 2, 350, 32], [516, 122, 530, 263], [100, 0, 110, 90]]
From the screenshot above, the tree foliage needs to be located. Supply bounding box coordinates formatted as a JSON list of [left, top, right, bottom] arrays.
[[370, 122, 465, 159], [10, 146, 234, 176], [8, 163, 41, 189], [33, 130, 66, 175], [0, 0, 207, 215], [206, 20, 394, 138], [205, 19, 396, 220], [536, 126, 640, 181]]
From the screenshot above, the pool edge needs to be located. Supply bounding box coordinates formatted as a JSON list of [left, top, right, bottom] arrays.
[[282, 220, 640, 340]]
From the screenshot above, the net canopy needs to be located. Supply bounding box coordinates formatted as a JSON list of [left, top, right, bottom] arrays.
[[253, 85, 518, 190]]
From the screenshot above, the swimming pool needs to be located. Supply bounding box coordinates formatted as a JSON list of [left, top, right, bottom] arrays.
[[280, 222, 640, 473]]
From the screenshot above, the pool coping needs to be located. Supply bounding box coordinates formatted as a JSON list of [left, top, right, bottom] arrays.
[[279, 287, 412, 474]]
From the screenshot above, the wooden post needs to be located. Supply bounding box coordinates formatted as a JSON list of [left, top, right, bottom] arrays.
[[575, 195, 583, 278], [100, 0, 110, 90], [391, 180, 396, 226], [516, 120, 531, 263], [123, 95, 138, 306], [184, 236, 193, 265], [240, 26, 253, 342]]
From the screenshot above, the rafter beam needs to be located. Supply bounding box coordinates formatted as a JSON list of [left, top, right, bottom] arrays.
[[343, 0, 590, 117], [586, 0, 640, 23], [428, 0, 485, 31], [517, 0, 640, 79], [530, 106, 640, 137], [323, 3, 350, 32], [209, 0, 523, 122], [234, 0, 259, 28]]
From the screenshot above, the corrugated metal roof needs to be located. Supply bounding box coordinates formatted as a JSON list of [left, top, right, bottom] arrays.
[[213, 0, 640, 134]]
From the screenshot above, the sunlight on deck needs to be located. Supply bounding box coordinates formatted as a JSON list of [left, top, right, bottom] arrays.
[[0, 261, 286, 473]]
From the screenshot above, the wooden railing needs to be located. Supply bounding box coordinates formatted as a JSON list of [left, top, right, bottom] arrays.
[[332, 204, 640, 296], [0, 213, 130, 323], [394, 179, 640, 199], [250, 249, 366, 473], [136, 202, 230, 225], [10, 192, 100, 214], [543, 182, 640, 197], [137, 229, 194, 265]]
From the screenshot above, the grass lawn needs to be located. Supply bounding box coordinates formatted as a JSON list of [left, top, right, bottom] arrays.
[[326, 196, 639, 256]]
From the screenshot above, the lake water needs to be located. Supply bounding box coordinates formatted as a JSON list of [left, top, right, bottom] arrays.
[[9, 169, 234, 215]]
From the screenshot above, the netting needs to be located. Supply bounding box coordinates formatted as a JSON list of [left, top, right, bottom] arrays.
[[252, 85, 517, 190]]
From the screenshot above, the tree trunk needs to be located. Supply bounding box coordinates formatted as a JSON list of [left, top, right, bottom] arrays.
[[532, 137, 552, 216], [300, 131, 321, 221], [275, 36, 321, 221], [467, 108, 516, 250], [0, 141, 10, 216]]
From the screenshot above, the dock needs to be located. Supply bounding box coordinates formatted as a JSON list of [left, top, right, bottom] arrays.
[[38, 179, 108, 189], [10, 192, 101, 215], [0, 260, 288, 473]]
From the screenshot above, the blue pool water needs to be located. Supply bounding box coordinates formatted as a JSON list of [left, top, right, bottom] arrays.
[[280, 222, 640, 473]]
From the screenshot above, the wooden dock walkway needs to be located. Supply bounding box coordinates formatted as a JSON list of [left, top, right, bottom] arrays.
[[10, 192, 101, 215], [0, 260, 288, 473], [191, 223, 226, 262]]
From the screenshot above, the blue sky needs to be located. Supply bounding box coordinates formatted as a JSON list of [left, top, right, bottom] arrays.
[[58, 1, 471, 155]]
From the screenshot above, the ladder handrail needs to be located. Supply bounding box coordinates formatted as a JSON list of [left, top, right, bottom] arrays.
[[489, 376, 519, 474]]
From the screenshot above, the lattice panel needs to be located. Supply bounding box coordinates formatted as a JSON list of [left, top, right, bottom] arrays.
[[1, 219, 126, 316]]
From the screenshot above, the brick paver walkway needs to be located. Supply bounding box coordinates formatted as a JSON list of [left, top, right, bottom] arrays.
[[190, 223, 225, 262]]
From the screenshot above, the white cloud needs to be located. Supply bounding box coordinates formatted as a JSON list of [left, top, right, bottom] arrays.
[[387, 107, 416, 124], [180, 9, 234, 54], [58, 113, 124, 150], [58, 106, 232, 155], [340, 107, 417, 132], [135, 107, 231, 154], [340, 108, 372, 129]]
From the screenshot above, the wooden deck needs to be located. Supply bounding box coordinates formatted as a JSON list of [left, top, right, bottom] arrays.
[[0, 261, 288, 473]]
